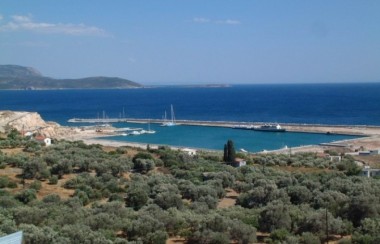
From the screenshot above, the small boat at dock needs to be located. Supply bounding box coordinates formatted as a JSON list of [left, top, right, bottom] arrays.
[[233, 123, 286, 132], [252, 124, 286, 132]]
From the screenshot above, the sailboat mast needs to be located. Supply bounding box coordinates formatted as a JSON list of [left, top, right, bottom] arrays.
[[171, 104, 175, 123]]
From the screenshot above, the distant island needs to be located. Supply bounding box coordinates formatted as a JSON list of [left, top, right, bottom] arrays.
[[0, 65, 142, 89]]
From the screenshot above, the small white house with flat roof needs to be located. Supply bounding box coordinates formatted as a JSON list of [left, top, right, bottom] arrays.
[[44, 138, 51, 146], [182, 148, 197, 156], [362, 166, 380, 178]]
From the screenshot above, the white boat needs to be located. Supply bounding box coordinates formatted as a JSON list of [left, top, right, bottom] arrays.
[[129, 130, 141, 135], [145, 122, 156, 134], [98, 123, 112, 127], [252, 124, 286, 132], [161, 105, 176, 126]]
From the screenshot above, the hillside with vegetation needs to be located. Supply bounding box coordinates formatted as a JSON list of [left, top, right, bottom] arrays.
[[0, 65, 142, 89], [0, 130, 379, 243]]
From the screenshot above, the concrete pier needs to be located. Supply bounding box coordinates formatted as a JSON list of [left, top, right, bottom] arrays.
[[67, 117, 380, 136]]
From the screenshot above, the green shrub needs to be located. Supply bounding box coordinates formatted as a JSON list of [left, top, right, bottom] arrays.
[[0, 176, 9, 188], [30, 180, 42, 191], [49, 175, 58, 185], [270, 228, 290, 242], [7, 181, 18, 188], [15, 189, 37, 204]]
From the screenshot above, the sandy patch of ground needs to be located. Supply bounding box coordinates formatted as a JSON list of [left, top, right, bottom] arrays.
[[217, 188, 239, 209], [166, 237, 186, 244], [0, 166, 75, 200], [0, 166, 22, 194], [0, 148, 24, 155], [122, 172, 131, 181], [275, 165, 333, 173], [35, 174, 76, 200]]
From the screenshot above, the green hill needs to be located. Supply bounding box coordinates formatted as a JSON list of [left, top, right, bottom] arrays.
[[0, 65, 142, 89]]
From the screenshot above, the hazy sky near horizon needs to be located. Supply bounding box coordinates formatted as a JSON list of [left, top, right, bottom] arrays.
[[0, 0, 379, 85]]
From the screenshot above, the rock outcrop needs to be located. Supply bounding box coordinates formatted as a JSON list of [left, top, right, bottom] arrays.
[[0, 111, 61, 137]]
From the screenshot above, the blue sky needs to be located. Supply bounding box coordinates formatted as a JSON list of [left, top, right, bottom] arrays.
[[0, 0, 379, 85]]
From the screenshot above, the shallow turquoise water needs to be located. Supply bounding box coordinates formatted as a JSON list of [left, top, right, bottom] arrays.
[[101, 122, 360, 152]]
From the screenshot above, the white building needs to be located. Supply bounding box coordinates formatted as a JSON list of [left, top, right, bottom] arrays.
[[182, 148, 197, 156], [329, 155, 342, 162], [44, 138, 52, 146], [362, 166, 380, 178], [229, 158, 247, 167]]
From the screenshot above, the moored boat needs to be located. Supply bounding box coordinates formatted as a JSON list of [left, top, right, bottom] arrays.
[[252, 124, 286, 132], [129, 130, 141, 135], [161, 105, 176, 126]]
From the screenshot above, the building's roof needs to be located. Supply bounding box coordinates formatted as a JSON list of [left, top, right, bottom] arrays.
[[182, 148, 196, 152], [363, 167, 380, 172], [34, 135, 45, 141], [0, 231, 23, 244]]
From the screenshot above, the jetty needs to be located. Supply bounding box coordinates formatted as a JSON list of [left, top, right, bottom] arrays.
[[67, 117, 380, 136]]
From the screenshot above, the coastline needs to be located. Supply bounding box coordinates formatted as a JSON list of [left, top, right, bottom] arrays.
[[2, 110, 380, 153]]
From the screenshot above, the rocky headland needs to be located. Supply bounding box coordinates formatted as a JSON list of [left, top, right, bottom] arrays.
[[0, 65, 142, 90]]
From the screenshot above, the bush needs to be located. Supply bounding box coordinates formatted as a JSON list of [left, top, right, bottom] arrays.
[[270, 228, 290, 242], [74, 191, 90, 205], [22, 160, 50, 180], [133, 158, 155, 173], [7, 181, 18, 188], [30, 180, 42, 191], [125, 187, 149, 210], [42, 194, 61, 204], [49, 175, 58, 185], [300, 232, 321, 244], [132, 152, 154, 162], [0, 176, 9, 188], [108, 193, 124, 202], [15, 189, 37, 204]]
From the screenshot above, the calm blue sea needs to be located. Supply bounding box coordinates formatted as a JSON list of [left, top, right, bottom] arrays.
[[1, 83, 378, 151]]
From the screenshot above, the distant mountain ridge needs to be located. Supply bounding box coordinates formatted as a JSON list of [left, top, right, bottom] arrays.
[[0, 65, 142, 89]]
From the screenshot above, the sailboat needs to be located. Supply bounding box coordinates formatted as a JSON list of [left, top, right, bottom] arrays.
[[161, 105, 176, 126], [141, 121, 156, 134], [145, 121, 156, 134]]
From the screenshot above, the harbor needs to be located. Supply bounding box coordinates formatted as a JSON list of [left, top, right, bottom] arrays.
[[68, 117, 380, 136], [64, 116, 380, 153]]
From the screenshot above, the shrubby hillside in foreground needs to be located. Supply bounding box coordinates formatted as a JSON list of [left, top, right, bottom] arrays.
[[0, 130, 379, 243]]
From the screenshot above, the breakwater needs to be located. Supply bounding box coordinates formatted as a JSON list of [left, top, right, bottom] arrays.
[[68, 117, 380, 136]]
